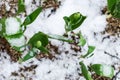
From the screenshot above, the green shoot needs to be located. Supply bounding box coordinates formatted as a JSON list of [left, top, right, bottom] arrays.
[[63, 12, 86, 32], [48, 34, 74, 43], [28, 32, 49, 52], [79, 62, 93, 80], [81, 46, 95, 58], [0, 18, 6, 37], [78, 32, 86, 46], [107, 0, 120, 18], [17, 0, 25, 14], [28, 32, 48, 47]]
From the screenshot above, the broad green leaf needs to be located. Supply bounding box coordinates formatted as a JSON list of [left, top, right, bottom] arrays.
[[63, 12, 86, 32], [28, 32, 49, 53], [112, 0, 120, 18], [48, 34, 73, 43], [17, 0, 25, 14], [78, 32, 86, 46], [107, 0, 120, 18], [91, 64, 114, 79], [22, 48, 36, 61], [107, 0, 116, 13], [79, 62, 93, 80], [28, 32, 48, 47], [22, 7, 42, 26], [82, 46, 95, 58]]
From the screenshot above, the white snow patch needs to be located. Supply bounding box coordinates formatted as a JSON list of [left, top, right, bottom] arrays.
[[1, 0, 120, 80], [102, 65, 113, 76], [5, 17, 21, 35], [7, 35, 25, 47]]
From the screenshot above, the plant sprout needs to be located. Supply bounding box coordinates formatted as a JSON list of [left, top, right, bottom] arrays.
[[107, 0, 120, 18], [90, 64, 114, 79], [80, 62, 114, 79], [81, 46, 95, 58], [63, 12, 86, 32], [0, 1, 115, 79], [17, 0, 25, 14]]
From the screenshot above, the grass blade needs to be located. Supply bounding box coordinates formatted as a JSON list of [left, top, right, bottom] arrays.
[[81, 46, 95, 58]]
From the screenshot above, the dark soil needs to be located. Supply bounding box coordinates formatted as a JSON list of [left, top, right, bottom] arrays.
[[11, 64, 38, 80], [0, 37, 21, 62], [105, 17, 120, 36], [101, 6, 120, 36], [0, 0, 18, 18], [92, 73, 111, 80]]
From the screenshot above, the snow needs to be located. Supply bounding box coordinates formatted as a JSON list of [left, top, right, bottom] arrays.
[[1, 0, 120, 80], [7, 35, 25, 47], [102, 65, 113, 77], [5, 2, 10, 11], [5, 17, 21, 35]]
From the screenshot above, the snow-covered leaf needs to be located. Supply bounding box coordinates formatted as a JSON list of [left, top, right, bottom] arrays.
[[48, 34, 73, 43], [63, 12, 86, 32], [78, 32, 86, 46], [7, 35, 25, 47], [22, 7, 42, 26], [82, 46, 95, 58], [79, 62, 93, 80], [5, 17, 22, 37], [17, 0, 25, 14], [91, 64, 114, 79]]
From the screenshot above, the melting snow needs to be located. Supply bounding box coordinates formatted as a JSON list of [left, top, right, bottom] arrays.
[[1, 0, 120, 80]]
